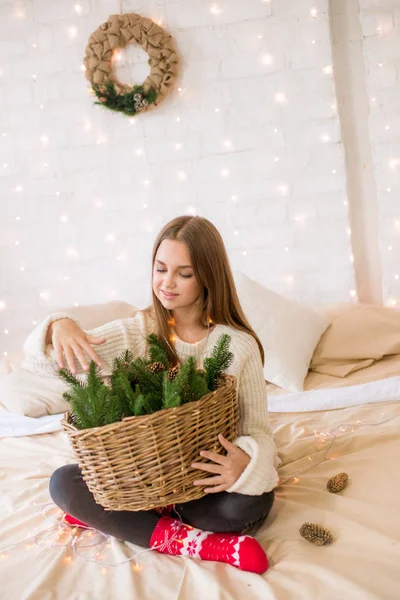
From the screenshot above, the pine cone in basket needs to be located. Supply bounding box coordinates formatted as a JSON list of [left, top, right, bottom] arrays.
[[299, 522, 334, 546], [168, 365, 179, 380], [327, 472, 349, 493], [147, 361, 166, 375]]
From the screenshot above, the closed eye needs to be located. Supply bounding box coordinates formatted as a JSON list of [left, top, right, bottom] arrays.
[[156, 269, 192, 279]]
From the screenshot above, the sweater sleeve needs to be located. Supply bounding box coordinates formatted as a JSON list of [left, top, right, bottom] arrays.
[[22, 311, 150, 377], [226, 338, 281, 496]]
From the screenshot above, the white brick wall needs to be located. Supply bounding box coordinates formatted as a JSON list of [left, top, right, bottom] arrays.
[[0, 0, 356, 361], [358, 1, 400, 307]]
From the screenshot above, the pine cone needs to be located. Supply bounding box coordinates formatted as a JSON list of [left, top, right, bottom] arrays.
[[215, 374, 226, 389], [147, 362, 166, 375], [168, 365, 179, 380], [299, 522, 334, 546], [327, 472, 349, 494]]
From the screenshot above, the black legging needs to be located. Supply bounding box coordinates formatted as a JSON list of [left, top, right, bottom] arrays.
[[50, 464, 275, 547]]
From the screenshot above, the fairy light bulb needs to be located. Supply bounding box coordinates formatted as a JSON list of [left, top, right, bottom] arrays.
[[322, 65, 333, 75], [68, 26, 78, 38], [74, 3, 83, 14], [105, 233, 115, 243], [278, 184, 288, 195], [231, 195, 238, 201], [66, 247, 79, 259], [221, 168, 230, 177], [175, 143, 182, 150], [177, 171, 186, 181], [310, 7, 318, 17], [350, 289, 357, 298], [15, 185, 23, 192], [261, 54, 272, 65], [275, 92, 287, 103], [321, 134, 331, 142], [143, 179, 150, 186], [210, 5, 221, 14]]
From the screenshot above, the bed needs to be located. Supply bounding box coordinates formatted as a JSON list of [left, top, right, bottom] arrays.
[[1, 295, 399, 599]]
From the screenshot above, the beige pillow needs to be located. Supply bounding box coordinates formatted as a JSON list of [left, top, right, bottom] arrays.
[[310, 304, 400, 377], [1, 301, 138, 417]]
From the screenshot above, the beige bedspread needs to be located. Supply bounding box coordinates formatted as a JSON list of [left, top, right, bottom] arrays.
[[1, 398, 399, 600]]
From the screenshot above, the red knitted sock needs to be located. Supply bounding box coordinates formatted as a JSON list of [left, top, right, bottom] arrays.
[[63, 512, 89, 528], [150, 516, 268, 574]]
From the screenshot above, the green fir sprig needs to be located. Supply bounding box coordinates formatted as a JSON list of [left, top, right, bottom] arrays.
[[59, 333, 232, 430], [91, 80, 157, 117]]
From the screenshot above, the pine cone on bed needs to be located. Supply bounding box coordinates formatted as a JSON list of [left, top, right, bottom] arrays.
[[327, 472, 349, 494], [299, 522, 334, 546]]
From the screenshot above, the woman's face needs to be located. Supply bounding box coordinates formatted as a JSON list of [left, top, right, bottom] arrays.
[[153, 239, 203, 312]]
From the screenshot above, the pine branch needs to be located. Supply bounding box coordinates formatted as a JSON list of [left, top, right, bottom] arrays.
[[146, 333, 169, 369], [162, 374, 182, 410], [203, 334, 233, 391]]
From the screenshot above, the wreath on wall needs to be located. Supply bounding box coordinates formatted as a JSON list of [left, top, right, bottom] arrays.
[[84, 13, 179, 117]]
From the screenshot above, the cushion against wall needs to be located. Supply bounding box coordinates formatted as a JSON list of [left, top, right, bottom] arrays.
[[234, 272, 330, 392], [310, 304, 400, 377]]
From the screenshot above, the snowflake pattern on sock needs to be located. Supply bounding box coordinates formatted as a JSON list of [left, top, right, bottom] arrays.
[[150, 517, 268, 574]]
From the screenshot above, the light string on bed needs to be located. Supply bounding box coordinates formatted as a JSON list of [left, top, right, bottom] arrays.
[[0, 501, 189, 572], [276, 412, 397, 485]]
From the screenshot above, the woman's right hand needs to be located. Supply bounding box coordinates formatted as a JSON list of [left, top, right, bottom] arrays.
[[47, 319, 107, 373]]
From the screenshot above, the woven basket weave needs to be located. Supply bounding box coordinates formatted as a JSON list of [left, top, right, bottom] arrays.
[[61, 375, 238, 511]]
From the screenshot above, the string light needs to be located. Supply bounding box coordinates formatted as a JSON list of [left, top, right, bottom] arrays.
[[322, 65, 333, 75], [174, 143, 182, 150], [177, 171, 186, 181], [210, 5, 221, 15], [68, 26, 78, 38], [310, 7, 318, 17], [321, 134, 331, 142], [278, 184, 288, 195], [221, 168, 230, 177], [261, 54, 273, 66], [275, 92, 287, 103], [231, 195, 238, 201]]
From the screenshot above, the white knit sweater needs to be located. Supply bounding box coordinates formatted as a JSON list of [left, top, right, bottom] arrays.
[[23, 310, 281, 496]]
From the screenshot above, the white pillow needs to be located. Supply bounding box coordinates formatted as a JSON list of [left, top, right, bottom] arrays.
[[234, 272, 330, 392]]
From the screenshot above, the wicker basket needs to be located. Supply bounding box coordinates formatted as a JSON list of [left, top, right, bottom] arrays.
[[61, 375, 238, 511]]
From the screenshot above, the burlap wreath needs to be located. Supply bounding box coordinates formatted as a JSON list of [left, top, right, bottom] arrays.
[[84, 13, 178, 116]]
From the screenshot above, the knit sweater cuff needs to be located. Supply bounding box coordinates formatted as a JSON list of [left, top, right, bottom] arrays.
[[226, 435, 279, 495]]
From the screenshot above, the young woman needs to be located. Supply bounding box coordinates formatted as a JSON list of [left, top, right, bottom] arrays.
[[24, 216, 280, 575]]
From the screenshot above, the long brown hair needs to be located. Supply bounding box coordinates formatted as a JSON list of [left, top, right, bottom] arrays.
[[146, 216, 264, 366]]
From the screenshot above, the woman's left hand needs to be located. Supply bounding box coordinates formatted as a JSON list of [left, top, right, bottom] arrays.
[[191, 433, 251, 493]]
